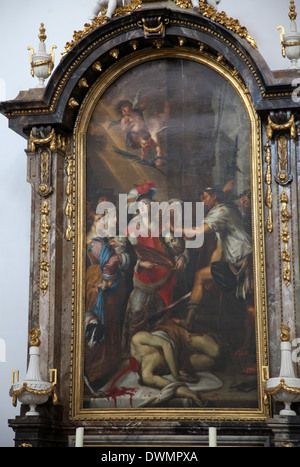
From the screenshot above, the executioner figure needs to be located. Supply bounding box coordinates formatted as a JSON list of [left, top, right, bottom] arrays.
[[177, 186, 253, 330]]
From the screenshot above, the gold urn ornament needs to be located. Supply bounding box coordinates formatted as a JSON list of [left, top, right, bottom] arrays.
[[9, 328, 58, 417], [278, 1, 300, 69], [265, 323, 300, 416], [28, 24, 56, 88]]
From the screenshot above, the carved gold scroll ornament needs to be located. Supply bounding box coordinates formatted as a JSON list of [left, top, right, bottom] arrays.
[[264, 142, 273, 233], [28, 128, 56, 153], [280, 188, 292, 287], [65, 155, 74, 242], [137, 17, 170, 36], [264, 114, 295, 287], [40, 200, 51, 295], [9, 328, 58, 408], [63, 0, 257, 55], [266, 114, 296, 141]]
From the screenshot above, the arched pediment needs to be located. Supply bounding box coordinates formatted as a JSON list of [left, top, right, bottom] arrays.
[[1, 2, 297, 137]]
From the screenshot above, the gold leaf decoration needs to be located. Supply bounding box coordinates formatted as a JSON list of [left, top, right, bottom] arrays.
[[63, 0, 142, 55], [63, 0, 257, 56], [174, 0, 257, 49]]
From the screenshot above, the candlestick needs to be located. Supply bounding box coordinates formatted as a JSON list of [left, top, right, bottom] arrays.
[[75, 427, 84, 447], [209, 427, 217, 447]]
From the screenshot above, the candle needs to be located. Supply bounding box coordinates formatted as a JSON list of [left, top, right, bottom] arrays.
[[209, 427, 217, 447], [75, 427, 84, 447]]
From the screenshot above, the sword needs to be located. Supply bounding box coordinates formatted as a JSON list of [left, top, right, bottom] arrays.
[[149, 292, 191, 327]]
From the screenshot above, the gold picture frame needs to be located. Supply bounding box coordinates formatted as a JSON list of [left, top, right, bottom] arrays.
[[70, 47, 269, 421]]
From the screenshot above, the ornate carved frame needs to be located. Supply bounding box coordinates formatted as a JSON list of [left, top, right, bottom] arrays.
[[2, 4, 300, 433], [71, 45, 269, 421]]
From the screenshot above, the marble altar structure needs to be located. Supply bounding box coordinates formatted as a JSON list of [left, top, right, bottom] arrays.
[[2, 0, 300, 447]]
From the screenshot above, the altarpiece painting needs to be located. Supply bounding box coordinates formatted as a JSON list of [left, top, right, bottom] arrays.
[[72, 51, 267, 420], [4, 0, 300, 448]]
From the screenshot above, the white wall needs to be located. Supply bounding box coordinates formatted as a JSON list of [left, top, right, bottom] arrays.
[[0, 0, 297, 447]]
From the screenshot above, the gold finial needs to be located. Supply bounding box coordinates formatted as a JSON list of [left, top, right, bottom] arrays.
[[289, 1, 297, 22], [38, 23, 47, 42], [29, 327, 41, 347], [280, 322, 290, 342]]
